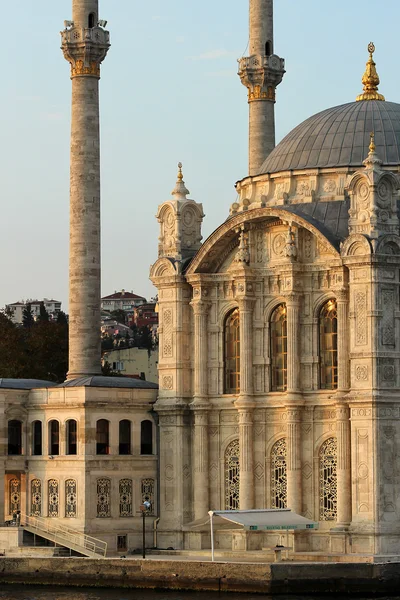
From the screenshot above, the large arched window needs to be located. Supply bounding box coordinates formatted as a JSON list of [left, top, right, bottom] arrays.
[[119, 420, 131, 455], [141, 420, 153, 455], [32, 421, 42, 456], [225, 439, 240, 510], [66, 420, 77, 455], [271, 439, 287, 509], [8, 420, 22, 455], [224, 308, 240, 394], [319, 299, 338, 390], [319, 437, 337, 521], [96, 419, 110, 455], [48, 420, 59, 456], [270, 304, 287, 391]]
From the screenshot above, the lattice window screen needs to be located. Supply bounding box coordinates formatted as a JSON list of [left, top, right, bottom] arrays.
[[141, 478, 155, 515], [119, 479, 132, 517], [65, 479, 77, 518], [319, 437, 338, 521], [9, 478, 20, 514], [48, 479, 59, 517], [271, 438, 287, 509], [31, 479, 42, 517], [97, 478, 111, 518], [225, 439, 240, 510]]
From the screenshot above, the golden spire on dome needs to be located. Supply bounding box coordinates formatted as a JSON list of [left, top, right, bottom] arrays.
[[356, 42, 385, 102], [369, 132, 376, 153]]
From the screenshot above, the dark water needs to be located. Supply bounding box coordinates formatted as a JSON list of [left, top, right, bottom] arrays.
[[0, 590, 399, 600]]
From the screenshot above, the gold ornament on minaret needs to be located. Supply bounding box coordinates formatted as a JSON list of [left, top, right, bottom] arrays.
[[356, 42, 385, 102]]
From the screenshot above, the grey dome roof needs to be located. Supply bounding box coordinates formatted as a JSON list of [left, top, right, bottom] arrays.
[[57, 376, 158, 389], [260, 101, 400, 174]]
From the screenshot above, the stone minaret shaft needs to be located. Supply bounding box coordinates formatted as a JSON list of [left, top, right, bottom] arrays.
[[238, 0, 285, 175], [61, 0, 110, 379]]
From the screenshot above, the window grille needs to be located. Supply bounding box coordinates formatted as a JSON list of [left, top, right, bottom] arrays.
[[117, 535, 127, 552], [65, 479, 77, 518], [9, 478, 20, 514], [224, 309, 240, 394], [319, 437, 338, 521], [271, 304, 287, 391], [141, 478, 155, 515], [319, 300, 338, 390], [48, 479, 59, 517], [119, 479, 133, 517], [225, 439, 240, 510], [97, 478, 111, 518], [271, 439, 287, 508], [31, 479, 42, 517]]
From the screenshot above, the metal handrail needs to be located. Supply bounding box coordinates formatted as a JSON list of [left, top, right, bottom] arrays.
[[20, 513, 107, 557]]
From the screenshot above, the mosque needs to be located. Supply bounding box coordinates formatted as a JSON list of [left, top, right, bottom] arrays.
[[2, 0, 400, 558]]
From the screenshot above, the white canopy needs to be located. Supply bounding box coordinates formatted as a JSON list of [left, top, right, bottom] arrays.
[[210, 508, 318, 531], [208, 509, 318, 561]]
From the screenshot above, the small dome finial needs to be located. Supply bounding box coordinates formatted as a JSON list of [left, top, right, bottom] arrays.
[[171, 162, 190, 199], [356, 42, 385, 102], [369, 131, 376, 154]]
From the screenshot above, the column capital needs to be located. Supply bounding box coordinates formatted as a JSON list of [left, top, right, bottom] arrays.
[[190, 299, 211, 315], [238, 55, 285, 103], [335, 403, 350, 421], [286, 406, 302, 422], [335, 288, 349, 303], [284, 292, 302, 307]]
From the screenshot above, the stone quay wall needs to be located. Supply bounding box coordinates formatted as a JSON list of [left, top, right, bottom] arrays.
[[2, 557, 400, 594]]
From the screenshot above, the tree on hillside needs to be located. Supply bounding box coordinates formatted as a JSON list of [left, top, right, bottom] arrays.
[[110, 309, 127, 324], [0, 313, 69, 382], [22, 303, 34, 328], [37, 302, 49, 322], [57, 311, 68, 325]]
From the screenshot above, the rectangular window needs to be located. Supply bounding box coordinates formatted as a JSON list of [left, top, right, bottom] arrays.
[[117, 535, 127, 552]]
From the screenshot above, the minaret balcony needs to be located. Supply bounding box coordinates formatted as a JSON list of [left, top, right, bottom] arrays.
[[61, 25, 110, 47]]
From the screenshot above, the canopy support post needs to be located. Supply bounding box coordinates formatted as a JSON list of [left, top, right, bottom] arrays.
[[209, 510, 215, 562]]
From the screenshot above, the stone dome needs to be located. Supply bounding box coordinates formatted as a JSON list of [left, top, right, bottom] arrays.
[[260, 100, 400, 174]]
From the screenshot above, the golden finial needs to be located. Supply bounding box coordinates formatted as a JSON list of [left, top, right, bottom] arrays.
[[369, 132, 376, 153], [356, 42, 385, 102], [177, 162, 183, 182]]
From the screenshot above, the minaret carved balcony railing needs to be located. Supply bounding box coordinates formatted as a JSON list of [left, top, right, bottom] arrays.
[[238, 54, 285, 102], [61, 25, 110, 78]]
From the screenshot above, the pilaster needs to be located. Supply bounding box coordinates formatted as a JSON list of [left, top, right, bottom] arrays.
[[335, 404, 352, 528], [237, 406, 255, 510], [286, 407, 302, 514], [336, 289, 350, 393], [286, 294, 301, 395]]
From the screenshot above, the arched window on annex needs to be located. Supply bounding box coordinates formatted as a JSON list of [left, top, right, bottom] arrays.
[[140, 420, 153, 455], [32, 421, 42, 456], [96, 419, 110, 455], [225, 439, 240, 510], [270, 304, 287, 392], [48, 420, 60, 456], [31, 479, 42, 517], [119, 420, 131, 455], [224, 308, 240, 394], [270, 438, 287, 509], [319, 437, 337, 521], [8, 420, 22, 455], [319, 299, 338, 390], [66, 419, 77, 455]]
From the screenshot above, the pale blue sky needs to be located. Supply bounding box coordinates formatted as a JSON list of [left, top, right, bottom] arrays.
[[1, 1, 399, 310]]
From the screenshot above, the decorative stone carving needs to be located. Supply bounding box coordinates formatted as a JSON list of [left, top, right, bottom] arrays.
[[355, 365, 368, 381], [355, 292, 367, 345]]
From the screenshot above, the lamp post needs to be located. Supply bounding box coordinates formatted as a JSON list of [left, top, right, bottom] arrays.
[[140, 501, 151, 559]]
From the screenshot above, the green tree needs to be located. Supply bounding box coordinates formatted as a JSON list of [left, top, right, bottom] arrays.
[[38, 302, 49, 322], [22, 303, 34, 328], [110, 309, 127, 324], [57, 311, 68, 325]]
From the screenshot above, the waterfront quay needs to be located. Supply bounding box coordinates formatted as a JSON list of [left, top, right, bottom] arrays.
[[2, 556, 400, 595]]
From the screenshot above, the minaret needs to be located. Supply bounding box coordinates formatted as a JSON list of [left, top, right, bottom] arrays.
[[61, 1, 110, 379], [238, 0, 285, 175]]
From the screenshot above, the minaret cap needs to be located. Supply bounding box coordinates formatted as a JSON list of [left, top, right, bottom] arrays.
[[356, 42, 385, 102], [171, 162, 190, 199]]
